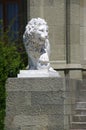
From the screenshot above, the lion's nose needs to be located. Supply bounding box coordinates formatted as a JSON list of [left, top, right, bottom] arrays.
[[45, 35, 48, 39]]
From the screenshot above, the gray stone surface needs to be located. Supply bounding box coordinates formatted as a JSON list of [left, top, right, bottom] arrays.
[[6, 78, 64, 91], [29, 0, 65, 62], [27, 0, 86, 79], [5, 78, 79, 130], [31, 91, 64, 105]]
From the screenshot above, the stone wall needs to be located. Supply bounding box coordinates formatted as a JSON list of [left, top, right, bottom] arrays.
[[5, 78, 79, 130], [27, 0, 84, 64], [69, 0, 81, 63], [80, 0, 86, 63], [26, 0, 86, 78], [27, 0, 66, 62]]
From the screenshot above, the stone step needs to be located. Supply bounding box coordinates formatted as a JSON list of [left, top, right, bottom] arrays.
[[78, 93, 86, 101], [79, 90, 86, 92], [79, 98, 86, 102], [79, 90, 86, 93], [76, 102, 86, 108], [71, 122, 86, 129], [80, 86, 86, 90], [75, 108, 86, 115], [82, 80, 86, 88], [72, 115, 86, 122], [76, 81, 86, 90]]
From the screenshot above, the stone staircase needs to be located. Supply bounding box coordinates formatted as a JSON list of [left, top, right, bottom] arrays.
[[70, 80, 86, 130]]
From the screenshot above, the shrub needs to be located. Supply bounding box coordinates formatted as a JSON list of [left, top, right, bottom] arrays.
[[0, 19, 27, 129], [0, 41, 25, 130]]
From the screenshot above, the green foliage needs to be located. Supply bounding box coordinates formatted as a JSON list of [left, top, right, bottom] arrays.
[[0, 41, 25, 129], [0, 24, 26, 129], [0, 41, 25, 78]]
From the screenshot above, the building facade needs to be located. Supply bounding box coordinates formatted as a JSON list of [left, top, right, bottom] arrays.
[[28, 0, 86, 79], [0, 0, 86, 79]]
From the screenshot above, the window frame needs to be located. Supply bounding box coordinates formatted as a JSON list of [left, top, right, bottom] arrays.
[[0, 0, 27, 39]]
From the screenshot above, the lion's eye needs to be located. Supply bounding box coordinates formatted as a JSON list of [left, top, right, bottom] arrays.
[[46, 30, 48, 33], [39, 29, 44, 32]]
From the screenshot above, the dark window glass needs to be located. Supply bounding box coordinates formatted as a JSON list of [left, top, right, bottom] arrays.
[[0, 3, 3, 19], [0, 0, 27, 40], [6, 2, 19, 38]]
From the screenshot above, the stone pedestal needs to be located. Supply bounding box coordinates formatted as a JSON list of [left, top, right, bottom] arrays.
[[5, 78, 78, 130], [5, 78, 64, 130], [18, 70, 60, 78]]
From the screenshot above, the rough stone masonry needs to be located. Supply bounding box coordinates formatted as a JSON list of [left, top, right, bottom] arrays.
[[5, 78, 64, 130], [5, 77, 78, 130]]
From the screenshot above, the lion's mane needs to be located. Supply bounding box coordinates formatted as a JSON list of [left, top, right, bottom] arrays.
[[23, 18, 48, 47]]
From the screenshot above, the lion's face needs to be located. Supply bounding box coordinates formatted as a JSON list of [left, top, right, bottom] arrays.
[[33, 25, 48, 44]]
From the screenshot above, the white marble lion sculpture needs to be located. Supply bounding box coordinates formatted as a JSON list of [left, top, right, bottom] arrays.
[[23, 18, 60, 77], [23, 18, 51, 70]]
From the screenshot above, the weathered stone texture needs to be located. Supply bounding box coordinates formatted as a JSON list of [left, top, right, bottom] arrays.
[[27, 0, 86, 78], [28, 0, 65, 61], [5, 78, 79, 130], [80, 0, 86, 61], [5, 78, 65, 130]]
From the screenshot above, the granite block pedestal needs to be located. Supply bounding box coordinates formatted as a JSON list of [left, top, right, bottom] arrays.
[[5, 77, 78, 130]]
